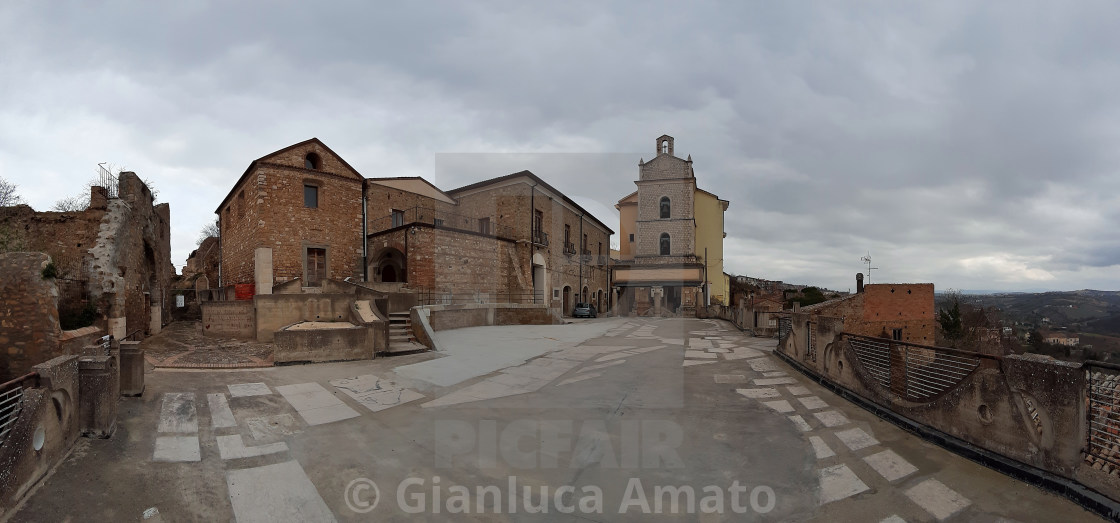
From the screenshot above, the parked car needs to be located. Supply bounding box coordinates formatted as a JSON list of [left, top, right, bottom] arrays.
[[572, 302, 597, 318]]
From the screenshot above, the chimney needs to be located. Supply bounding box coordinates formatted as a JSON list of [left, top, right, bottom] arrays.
[[856, 273, 864, 294]]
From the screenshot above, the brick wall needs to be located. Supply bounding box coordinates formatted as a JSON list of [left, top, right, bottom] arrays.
[[219, 141, 364, 286], [808, 284, 936, 344], [0, 253, 61, 381]]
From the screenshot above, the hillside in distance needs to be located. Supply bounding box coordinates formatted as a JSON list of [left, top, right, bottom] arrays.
[[968, 290, 1120, 336]]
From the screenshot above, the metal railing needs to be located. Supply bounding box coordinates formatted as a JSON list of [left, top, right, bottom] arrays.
[[414, 288, 546, 306], [368, 207, 518, 239], [563, 242, 576, 255], [0, 372, 39, 448], [98, 163, 119, 199], [1086, 362, 1120, 469], [531, 229, 549, 246], [807, 321, 817, 362], [844, 333, 990, 402], [778, 316, 792, 344]]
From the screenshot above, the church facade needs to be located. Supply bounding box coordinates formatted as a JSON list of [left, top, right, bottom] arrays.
[[613, 135, 729, 315]]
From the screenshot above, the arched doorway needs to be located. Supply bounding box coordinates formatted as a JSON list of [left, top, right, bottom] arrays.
[[563, 285, 572, 315], [596, 289, 603, 313], [372, 247, 406, 283], [582, 286, 589, 305]]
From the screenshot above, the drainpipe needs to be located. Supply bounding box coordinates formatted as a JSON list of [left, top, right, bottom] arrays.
[[579, 214, 584, 303], [361, 181, 368, 281], [217, 212, 222, 287], [529, 183, 537, 303]]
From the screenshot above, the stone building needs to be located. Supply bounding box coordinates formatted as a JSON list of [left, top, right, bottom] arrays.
[[366, 171, 613, 314], [217, 139, 613, 316], [0, 173, 173, 380], [216, 138, 365, 288], [613, 135, 729, 315], [802, 274, 936, 344]]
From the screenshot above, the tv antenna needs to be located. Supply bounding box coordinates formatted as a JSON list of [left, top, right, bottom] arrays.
[[861, 252, 879, 283]]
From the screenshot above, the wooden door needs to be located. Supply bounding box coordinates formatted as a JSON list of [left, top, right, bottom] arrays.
[[306, 248, 326, 286]]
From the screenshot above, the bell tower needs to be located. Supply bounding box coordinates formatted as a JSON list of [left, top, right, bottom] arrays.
[[656, 135, 674, 156]]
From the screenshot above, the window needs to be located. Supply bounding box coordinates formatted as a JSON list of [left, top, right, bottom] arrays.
[[304, 185, 318, 208], [391, 209, 404, 228], [892, 328, 903, 341], [305, 152, 321, 170], [582, 233, 588, 254], [433, 218, 444, 227], [532, 209, 545, 244], [478, 217, 490, 235], [629, 233, 634, 242], [660, 233, 670, 255], [660, 196, 670, 219], [661, 140, 669, 154], [564, 224, 571, 245]]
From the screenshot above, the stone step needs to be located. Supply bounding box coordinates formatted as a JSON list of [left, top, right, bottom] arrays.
[[387, 340, 427, 353]]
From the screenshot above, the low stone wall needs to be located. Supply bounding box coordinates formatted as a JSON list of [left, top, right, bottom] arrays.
[[253, 293, 353, 342], [776, 311, 1119, 513], [273, 324, 374, 364], [410, 303, 562, 351], [0, 355, 80, 514], [58, 326, 103, 356], [200, 301, 255, 339]]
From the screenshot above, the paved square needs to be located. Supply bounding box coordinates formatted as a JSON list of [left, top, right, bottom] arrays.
[[797, 396, 828, 410], [809, 436, 835, 459], [763, 400, 794, 413], [788, 415, 811, 432], [904, 479, 972, 521], [834, 427, 879, 451], [226, 461, 334, 523], [863, 449, 917, 482], [818, 464, 869, 504], [153, 436, 201, 462], [207, 393, 237, 429], [157, 393, 197, 434], [736, 388, 781, 399], [275, 382, 359, 425], [228, 383, 272, 397], [714, 374, 748, 383], [813, 410, 850, 428], [787, 386, 811, 396]]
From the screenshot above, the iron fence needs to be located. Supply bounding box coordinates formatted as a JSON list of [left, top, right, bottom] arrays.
[[843, 333, 989, 402], [413, 288, 546, 306], [0, 372, 39, 449], [1086, 362, 1120, 469], [807, 321, 817, 362], [369, 206, 518, 239], [778, 316, 792, 344], [98, 163, 119, 199]]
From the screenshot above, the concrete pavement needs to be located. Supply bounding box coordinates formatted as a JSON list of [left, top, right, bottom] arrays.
[[5, 317, 1102, 522]]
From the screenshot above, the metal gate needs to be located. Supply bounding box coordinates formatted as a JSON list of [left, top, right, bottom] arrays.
[[1087, 364, 1120, 468]]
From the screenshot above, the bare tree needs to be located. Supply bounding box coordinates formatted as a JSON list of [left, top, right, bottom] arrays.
[[197, 218, 220, 245], [0, 177, 25, 207]]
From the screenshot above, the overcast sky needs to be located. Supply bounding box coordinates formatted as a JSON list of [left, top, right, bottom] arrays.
[[2, 1, 1118, 292]]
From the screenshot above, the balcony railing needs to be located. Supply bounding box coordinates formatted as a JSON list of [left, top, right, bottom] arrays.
[[563, 242, 577, 255], [532, 230, 549, 246], [369, 207, 517, 239]]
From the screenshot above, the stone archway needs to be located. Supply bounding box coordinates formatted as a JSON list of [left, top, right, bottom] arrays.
[[372, 247, 406, 283], [563, 285, 572, 315]]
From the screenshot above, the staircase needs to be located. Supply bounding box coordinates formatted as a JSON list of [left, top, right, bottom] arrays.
[[388, 312, 425, 353]]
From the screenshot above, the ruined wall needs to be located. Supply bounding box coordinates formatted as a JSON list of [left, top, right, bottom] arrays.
[[201, 301, 255, 339], [368, 226, 527, 296], [85, 173, 174, 340], [0, 253, 61, 381], [253, 293, 354, 342], [182, 236, 219, 288]]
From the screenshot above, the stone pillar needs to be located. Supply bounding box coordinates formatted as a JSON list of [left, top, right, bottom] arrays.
[[254, 247, 273, 295], [78, 354, 118, 438], [651, 286, 663, 316]]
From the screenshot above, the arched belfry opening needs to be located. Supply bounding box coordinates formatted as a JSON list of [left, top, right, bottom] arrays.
[[656, 134, 674, 156]]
